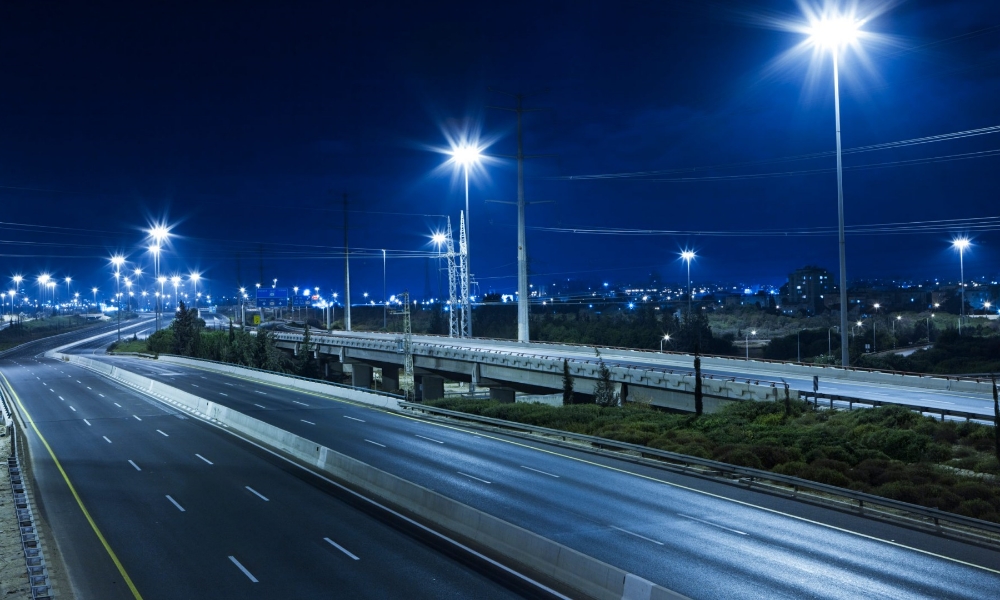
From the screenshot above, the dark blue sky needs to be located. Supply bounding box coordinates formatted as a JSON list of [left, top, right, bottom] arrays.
[[1, 0, 997, 301]]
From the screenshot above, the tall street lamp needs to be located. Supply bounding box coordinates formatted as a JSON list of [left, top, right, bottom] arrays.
[[190, 272, 201, 311], [952, 238, 970, 334], [872, 302, 880, 353], [745, 330, 756, 360], [111, 255, 125, 340], [681, 251, 696, 315], [64, 277, 72, 306], [382, 249, 387, 330], [805, 14, 863, 368], [171, 276, 181, 311]]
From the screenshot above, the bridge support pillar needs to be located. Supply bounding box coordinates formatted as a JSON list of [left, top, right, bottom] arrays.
[[421, 376, 445, 401], [489, 387, 516, 403], [350, 364, 373, 389], [381, 367, 399, 393]]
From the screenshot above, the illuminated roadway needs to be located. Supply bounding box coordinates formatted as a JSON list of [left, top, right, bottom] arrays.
[[76, 338, 1000, 599], [0, 325, 534, 600]]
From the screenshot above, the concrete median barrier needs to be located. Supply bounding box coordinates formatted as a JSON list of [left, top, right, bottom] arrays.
[[55, 351, 686, 600]]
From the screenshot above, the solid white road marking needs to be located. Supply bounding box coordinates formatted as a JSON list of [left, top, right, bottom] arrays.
[[166, 495, 185, 512], [103, 436, 112, 443], [456, 472, 491, 484], [195, 454, 213, 465], [83, 419, 91, 426], [364, 439, 385, 447], [228, 556, 258, 583], [301, 420, 316, 425], [157, 429, 169, 437], [677, 514, 748, 536], [610, 526, 664, 545], [520, 465, 560, 478], [415, 434, 444, 444], [128, 460, 141, 471], [245, 486, 269, 501], [323, 537, 360, 560], [133, 415, 142, 421], [344, 415, 365, 422]]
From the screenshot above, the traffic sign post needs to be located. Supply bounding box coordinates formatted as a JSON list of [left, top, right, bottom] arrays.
[[256, 288, 289, 308]]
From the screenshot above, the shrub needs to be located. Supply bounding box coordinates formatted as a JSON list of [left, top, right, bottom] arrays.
[[714, 445, 763, 469]]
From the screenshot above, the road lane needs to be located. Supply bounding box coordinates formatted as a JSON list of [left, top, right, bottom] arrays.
[[2, 343, 533, 599], [90, 351, 1000, 599]]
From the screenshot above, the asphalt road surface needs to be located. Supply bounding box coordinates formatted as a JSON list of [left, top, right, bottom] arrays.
[[1, 326, 535, 599], [77, 340, 1000, 599]]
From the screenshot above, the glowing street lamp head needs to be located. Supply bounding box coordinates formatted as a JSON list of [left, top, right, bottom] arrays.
[[952, 237, 971, 252], [449, 144, 483, 167], [431, 233, 446, 246], [171, 276, 181, 286], [807, 16, 861, 49], [65, 277, 72, 284], [148, 224, 171, 244], [680, 250, 695, 262], [13, 275, 22, 284], [873, 303, 880, 310], [38, 274, 50, 285], [189, 272, 200, 283], [157, 276, 167, 284]]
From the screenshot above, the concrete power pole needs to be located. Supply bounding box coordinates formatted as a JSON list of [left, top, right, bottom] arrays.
[[487, 88, 550, 343], [343, 193, 351, 332]]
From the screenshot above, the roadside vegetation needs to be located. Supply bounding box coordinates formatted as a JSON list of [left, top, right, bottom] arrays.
[[426, 397, 1000, 524], [0, 315, 99, 353]]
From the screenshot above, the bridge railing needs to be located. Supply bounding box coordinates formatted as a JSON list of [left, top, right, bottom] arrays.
[[400, 401, 1000, 546]]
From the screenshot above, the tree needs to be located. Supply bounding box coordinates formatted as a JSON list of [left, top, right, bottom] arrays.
[[592, 349, 619, 407], [296, 325, 319, 378], [694, 349, 704, 416], [562, 359, 574, 405], [171, 301, 204, 357]]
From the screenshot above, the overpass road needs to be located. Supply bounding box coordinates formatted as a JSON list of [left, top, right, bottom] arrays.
[[316, 331, 996, 417], [0, 328, 536, 599], [75, 339, 1000, 599]]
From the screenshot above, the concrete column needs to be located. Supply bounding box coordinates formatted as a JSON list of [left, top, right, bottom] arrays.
[[381, 367, 399, 393], [350, 363, 373, 389], [490, 387, 516, 403], [422, 376, 445, 401]]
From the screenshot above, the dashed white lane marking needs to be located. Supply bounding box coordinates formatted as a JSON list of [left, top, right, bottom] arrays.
[[114, 402, 122, 407], [610, 526, 664, 545], [228, 556, 258, 583], [49, 388, 54, 392], [292, 400, 308, 406], [128, 460, 141, 471], [103, 436, 112, 443], [456, 472, 491, 484], [301, 420, 316, 425], [166, 495, 185, 512], [255, 391, 267, 395], [76, 380, 81, 384], [677, 514, 748, 536], [224, 383, 234, 387], [58, 396, 64, 401], [323, 537, 360, 560], [520, 465, 560, 478], [133, 415, 142, 421], [99, 393, 105, 398], [219, 392, 228, 397], [192, 384, 199, 388], [343, 415, 365, 422], [200, 376, 207, 380], [86, 386, 91, 390], [415, 434, 444, 444], [245, 486, 269, 502], [364, 439, 385, 447], [83, 419, 91, 426], [196, 454, 213, 465], [157, 429, 169, 436], [254, 403, 266, 408], [69, 406, 77, 412]]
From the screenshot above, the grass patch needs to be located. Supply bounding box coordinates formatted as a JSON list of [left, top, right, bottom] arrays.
[[0, 316, 101, 352], [426, 398, 1000, 523], [108, 338, 149, 353]]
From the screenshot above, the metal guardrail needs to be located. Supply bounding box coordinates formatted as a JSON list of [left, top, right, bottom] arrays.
[[801, 391, 991, 420], [399, 401, 1000, 543]]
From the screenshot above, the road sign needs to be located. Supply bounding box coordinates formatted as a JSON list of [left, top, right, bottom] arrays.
[[292, 296, 313, 307], [252, 314, 261, 325], [256, 288, 288, 308]]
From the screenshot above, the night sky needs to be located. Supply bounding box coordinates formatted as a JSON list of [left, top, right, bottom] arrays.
[[1, 0, 998, 302]]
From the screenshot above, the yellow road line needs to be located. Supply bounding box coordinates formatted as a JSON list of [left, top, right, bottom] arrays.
[[0, 371, 144, 599], [163, 361, 1000, 574]]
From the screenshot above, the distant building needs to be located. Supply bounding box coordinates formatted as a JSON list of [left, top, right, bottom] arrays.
[[785, 266, 833, 314]]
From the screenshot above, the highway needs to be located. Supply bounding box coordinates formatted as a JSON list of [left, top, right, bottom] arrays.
[[317, 331, 997, 417], [76, 339, 1000, 599], [0, 325, 536, 599]]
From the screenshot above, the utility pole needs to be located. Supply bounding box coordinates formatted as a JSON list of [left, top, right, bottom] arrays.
[[459, 211, 471, 338], [343, 193, 352, 331], [444, 216, 459, 338], [487, 88, 551, 343]]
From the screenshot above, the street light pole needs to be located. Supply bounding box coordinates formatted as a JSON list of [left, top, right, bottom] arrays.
[[953, 238, 970, 334], [681, 251, 695, 316], [832, 51, 851, 368], [382, 249, 387, 330]]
